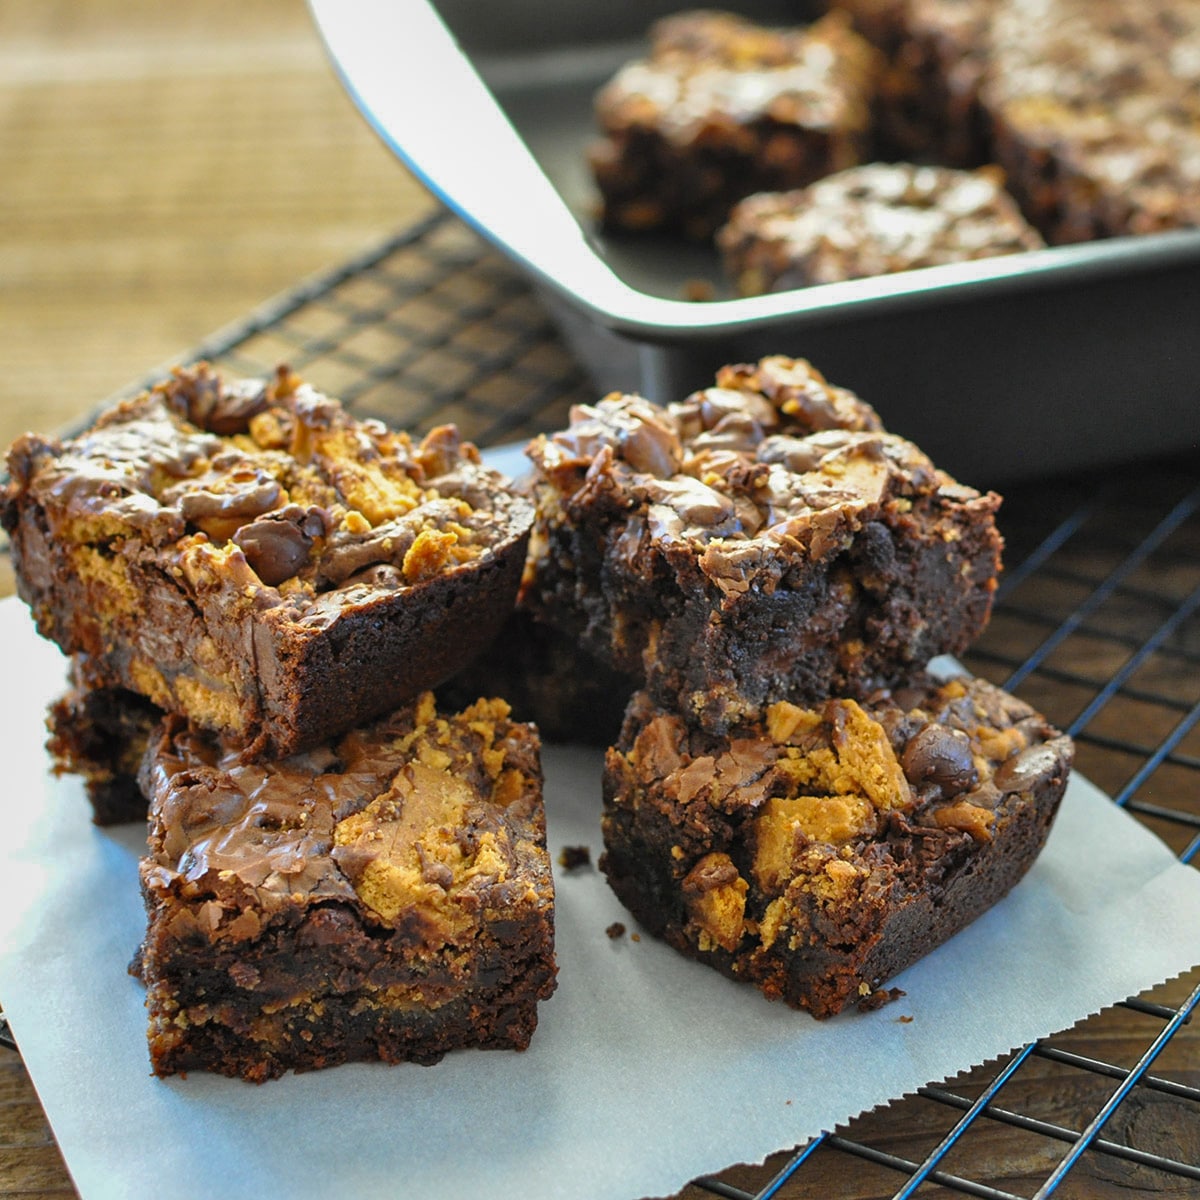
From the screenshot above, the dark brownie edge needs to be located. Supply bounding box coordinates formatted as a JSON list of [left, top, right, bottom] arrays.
[[45, 679, 160, 825]]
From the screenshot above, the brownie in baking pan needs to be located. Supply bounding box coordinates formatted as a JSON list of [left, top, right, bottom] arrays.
[[3, 364, 533, 759], [718, 162, 1044, 294], [981, 0, 1200, 242], [45, 663, 161, 825], [832, 0, 1200, 241], [833, 0, 997, 165], [523, 356, 1002, 734], [589, 9, 882, 239], [600, 672, 1073, 1018], [135, 692, 557, 1081]]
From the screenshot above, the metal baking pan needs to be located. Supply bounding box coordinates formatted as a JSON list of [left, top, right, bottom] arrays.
[[309, 0, 1200, 484]]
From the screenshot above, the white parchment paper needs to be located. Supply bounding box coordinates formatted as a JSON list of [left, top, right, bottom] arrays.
[[1, 595, 1199, 1200]]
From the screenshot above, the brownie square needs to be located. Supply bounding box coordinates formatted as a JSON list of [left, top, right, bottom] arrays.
[[836, 0, 1200, 241], [136, 692, 557, 1080], [601, 673, 1073, 1017], [718, 162, 1044, 294], [3, 364, 533, 759], [589, 9, 881, 239], [523, 356, 1003, 734]]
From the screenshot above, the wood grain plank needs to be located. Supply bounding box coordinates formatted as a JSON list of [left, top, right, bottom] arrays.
[[0, 0, 428, 454]]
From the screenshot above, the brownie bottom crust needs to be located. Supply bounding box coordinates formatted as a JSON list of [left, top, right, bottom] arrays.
[[139, 899, 556, 1081], [600, 674, 1072, 1018]]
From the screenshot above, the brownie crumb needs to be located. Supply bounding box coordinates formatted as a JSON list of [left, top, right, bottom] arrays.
[[897, 1014, 914, 1024], [558, 845, 592, 871], [857, 987, 906, 1013], [605, 922, 627, 940]]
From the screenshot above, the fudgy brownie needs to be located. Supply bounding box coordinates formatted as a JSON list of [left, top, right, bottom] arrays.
[[833, 0, 1200, 241], [3, 364, 533, 759], [718, 162, 1044, 293], [981, 0, 1200, 242], [136, 692, 557, 1081], [589, 9, 882, 239], [834, 0, 996, 165], [601, 673, 1072, 1017], [46, 664, 160, 825], [437, 609, 633, 746], [523, 356, 1002, 734]]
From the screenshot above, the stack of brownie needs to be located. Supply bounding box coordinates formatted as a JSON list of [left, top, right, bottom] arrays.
[[2, 364, 558, 1080], [3, 352, 1074, 1064], [519, 355, 1073, 1016]]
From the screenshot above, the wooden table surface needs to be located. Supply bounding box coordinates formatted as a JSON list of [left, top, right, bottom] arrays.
[[0, 0, 430, 473], [2, 3, 1197, 1199]]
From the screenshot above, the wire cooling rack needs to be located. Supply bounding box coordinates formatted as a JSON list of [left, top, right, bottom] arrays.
[[2, 208, 1198, 1200], [122, 209, 596, 446]]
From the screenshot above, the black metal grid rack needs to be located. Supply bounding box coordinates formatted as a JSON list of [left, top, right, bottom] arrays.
[[2, 208, 1198, 1199], [138, 210, 596, 448]]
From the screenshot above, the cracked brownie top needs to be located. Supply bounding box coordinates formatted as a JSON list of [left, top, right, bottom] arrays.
[[140, 692, 548, 933], [527, 355, 993, 595], [4, 363, 531, 609]]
